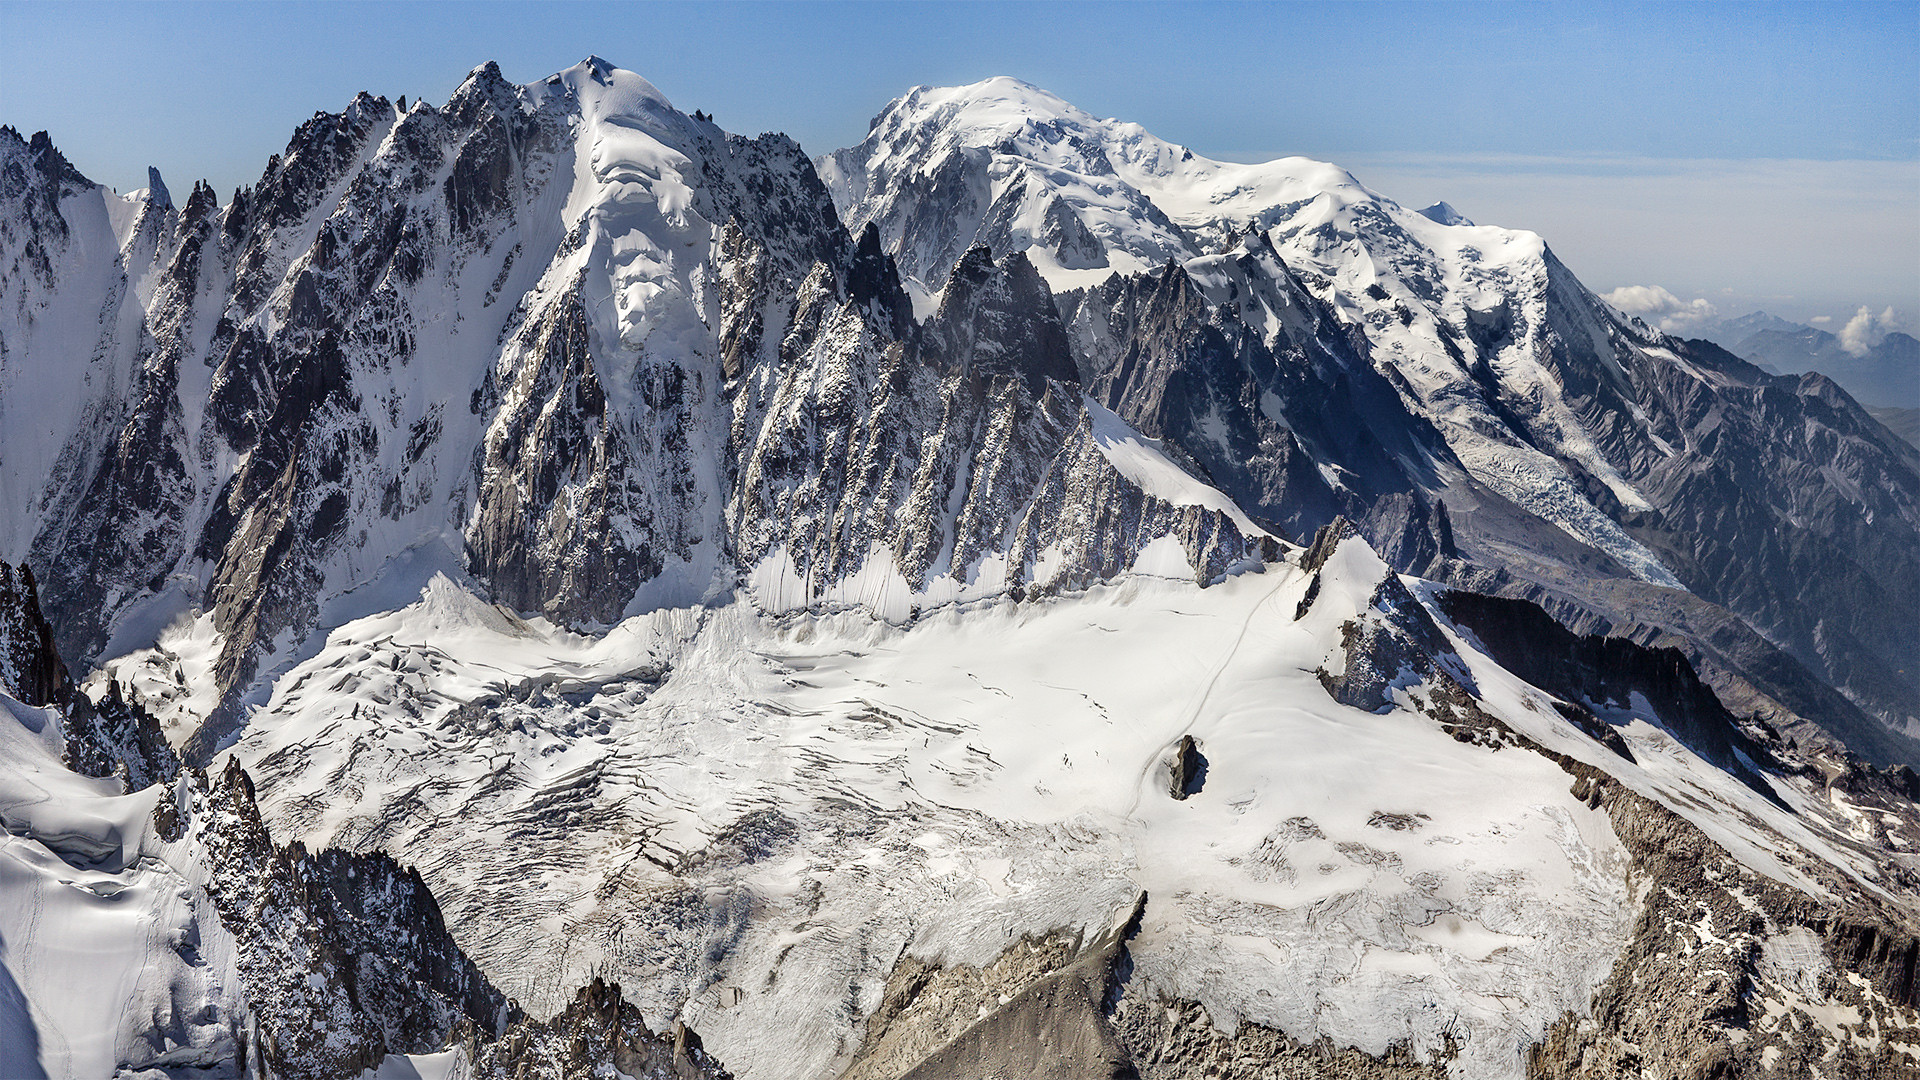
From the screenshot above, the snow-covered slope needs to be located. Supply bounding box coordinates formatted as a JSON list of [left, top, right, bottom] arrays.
[[0, 692, 243, 1079], [12, 521, 1920, 1077], [201, 528, 1919, 1079], [0, 560, 733, 1080]]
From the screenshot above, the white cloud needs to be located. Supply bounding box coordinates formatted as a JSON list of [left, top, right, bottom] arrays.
[[1838, 305, 1904, 356], [1810, 315, 1833, 324], [1601, 284, 1718, 333]]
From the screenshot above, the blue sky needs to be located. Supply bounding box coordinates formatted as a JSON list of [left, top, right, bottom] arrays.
[[3, 1, 1915, 324]]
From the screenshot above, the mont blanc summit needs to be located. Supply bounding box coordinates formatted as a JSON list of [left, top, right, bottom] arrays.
[[1, 59, 1917, 1080]]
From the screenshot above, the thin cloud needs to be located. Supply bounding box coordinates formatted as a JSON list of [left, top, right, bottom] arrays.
[[1601, 285, 1717, 333]]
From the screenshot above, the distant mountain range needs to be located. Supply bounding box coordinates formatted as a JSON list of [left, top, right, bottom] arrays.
[[1693, 311, 1919, 414]]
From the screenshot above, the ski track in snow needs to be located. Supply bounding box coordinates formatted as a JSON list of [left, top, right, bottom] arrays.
[[0, 698, 240, 1079]]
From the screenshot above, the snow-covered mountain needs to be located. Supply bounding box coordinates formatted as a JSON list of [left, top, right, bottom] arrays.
[[2, 61, 1262, 762], [1693, 310, 1919, 412], [1693, 310, 1806, 350], [823, 77, 1920, 759], [2, 61, 1918, 1079], [1690, 310, 1920, 446]]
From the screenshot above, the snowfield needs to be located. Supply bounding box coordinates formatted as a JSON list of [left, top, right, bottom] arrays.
[[0, 697, 242, 1079], [194, 540, 1829, 1080]]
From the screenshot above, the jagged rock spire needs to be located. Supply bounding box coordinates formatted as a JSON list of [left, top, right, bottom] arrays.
[[923, 244, 1078, 392], [0, 561, 69, 707]]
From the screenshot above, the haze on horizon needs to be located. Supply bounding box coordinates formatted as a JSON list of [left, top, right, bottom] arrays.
[[2, 0, 1913, 330]]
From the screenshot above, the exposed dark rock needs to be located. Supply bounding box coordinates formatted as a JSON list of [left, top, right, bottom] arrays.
[[0, 562, 178, 789], [60, 680, 179, 791], [465, 286, 654, 626], [1167, 735, 1207, 799], [7, 72, 1914, 1080], [676, 806, 802, 873], [1298, 516, 1356, 575], [14, 72, 1909, 785], [1530, 762, 1920, 1079], [844, 895, 1145, 1080], [1590, 330, 1920, 747], [464, 977, 731, 1080], [0, 562, 69, 707], [1367, 492, 1456, 577], [1110, 998, 1450, 1080], [922, 244, 1081, 393], [1549, 698, 1637, 762], [1314, 555, 1463, 715], [1437, 589, 1780, 792], [847, 221, 913, 341], [194, 758, 517, 1079], [723, 235, 1263, 609], [843, 892, 1464, 1080], [1423, 557, 1920, 768]]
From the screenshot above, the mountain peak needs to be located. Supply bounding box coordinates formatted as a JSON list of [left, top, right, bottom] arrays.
[[542, 56, 678, 119], [144, 166, 172, 209], [5, 63, 1919, 1080], [908, 75, 1088, 125], [569, 54, 620, 86], [1417, 201, 1471, 226]]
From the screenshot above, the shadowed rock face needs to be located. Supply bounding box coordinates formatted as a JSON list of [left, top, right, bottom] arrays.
[[464, 977, 733, 1080], [825, 84, 1920, 762], [921, 245, 1080, 393], [1167, 735, 1206, 800], [1597, 337, 1920, 746], [60, 679, 178, 791], [722, 235, 1265, 612], [0, 562, 176, 787], [1063, 254, 1920, 763], [0, 563, 67, 708], [195, 758, 515, 1079], [1435, 589, 1781, 790], [1062, 258, 1436, 547]]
